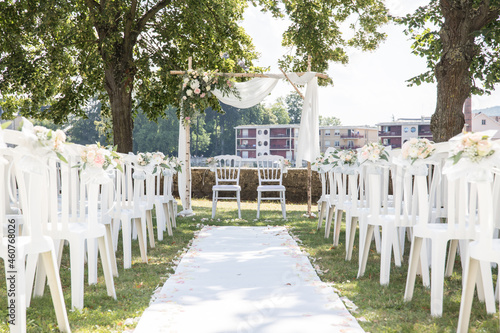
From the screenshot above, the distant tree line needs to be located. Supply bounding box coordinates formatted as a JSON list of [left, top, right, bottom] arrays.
[[31, 91, 341, 158]]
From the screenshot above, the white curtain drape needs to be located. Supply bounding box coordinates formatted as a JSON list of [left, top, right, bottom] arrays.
[[178, 72, 320, 212], [177, 118, 192, 215]]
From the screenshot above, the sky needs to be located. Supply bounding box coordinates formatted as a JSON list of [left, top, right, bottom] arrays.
[[240, 1, 500, 127]]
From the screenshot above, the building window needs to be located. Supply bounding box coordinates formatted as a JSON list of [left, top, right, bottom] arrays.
[[334, 130, 340, 136], [242, 151, 249, 158], [411, 127, 416, 133], [325, 129, 330, 136], [334, 141, 340, 147], [258, 152, 262, 156], [264, 141, 268, 146], [482, 119, 486, 125], [286, 140, 290, 147], [258, 141, 262, 146], [383, 138, 390, 145], [325, 141, 331, 147], [264, 130, 268, 135], [347, 140, 354, 148], [258, 130, 262, 135], [242, 129, 248, 137], [404, 127, 409, 133]]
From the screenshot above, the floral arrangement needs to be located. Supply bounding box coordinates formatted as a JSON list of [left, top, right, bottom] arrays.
[[450, 132, 495, 164], [80, 143, 122, 171], [337, 149, 358, 167], [313, 151, 338, 168], [283, 159, 292, 168], [179, 69, 238, 118], [21, 119, 68, 162], [359, 142, 389, 164], [401, 138, 435, 164], [161, 156, 183, 173], [206, 157, 218, 167]]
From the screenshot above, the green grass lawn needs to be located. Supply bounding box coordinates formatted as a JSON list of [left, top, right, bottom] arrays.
[[0, 198, 498, 332]]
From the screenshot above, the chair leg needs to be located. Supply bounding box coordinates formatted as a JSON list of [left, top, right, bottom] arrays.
[[280, 191, 286, 220], [445, 239, 459, 277], [457, 257, 480, 333], [135, 217, 148, 264], [324, 205, 335, 238], [98, 235, 117, 299], [346, 216, 358, 261], [156, 204, 165, 241], [257, 191, 261, 219], [477, 260, 496, 314], [105, 224, 119, 277], [87, 238, 98, 285], [172, 201, 177, 228], [430, 240, 448, 317], [69, 239, 86, 310], [333, 209, 343, 247], [122, 218, 132, 269], [358, 224, 374, 278], [404, 236, 424, 302], [146, 210, 155, 248], [40, 250, 71, 332], [164, 203, 173, 236], [25, 253, 39, 307], [380, 224, 396, 286], [212, 190, 217, 218], [317, 201, 326, 230], [237, 191, 242, 219]]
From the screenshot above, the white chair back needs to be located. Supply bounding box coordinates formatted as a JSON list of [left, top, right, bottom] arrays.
[[214, 155, 242, 186], [257, 155, 284, 186]]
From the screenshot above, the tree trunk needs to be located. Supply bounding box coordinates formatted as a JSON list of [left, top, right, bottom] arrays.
[[431, 1, 477, 142], [104, 59, 136, 153]]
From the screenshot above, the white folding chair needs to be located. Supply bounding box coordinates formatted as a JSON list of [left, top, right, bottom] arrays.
[[457, 170, 500, 332], [256, 155, 286, 219], [1, 148, 71, 332], [211, 155, 242, 219]]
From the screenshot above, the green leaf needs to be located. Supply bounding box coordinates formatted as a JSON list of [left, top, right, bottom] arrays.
[[56, 152, 68, 163], [452, 151, 463, 165]]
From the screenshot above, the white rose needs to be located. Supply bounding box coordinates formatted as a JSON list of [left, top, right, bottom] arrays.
[[186, 89, 193, 96], [190, 80, 200, 90]]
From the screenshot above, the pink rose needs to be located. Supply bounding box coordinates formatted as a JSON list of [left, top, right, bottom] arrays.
[[94, 154, 105, 167], [194, 88, 201, 94], [200, 93, 206, 98]]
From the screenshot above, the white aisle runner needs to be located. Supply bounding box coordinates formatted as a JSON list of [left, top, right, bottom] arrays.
[[134, 226, 364, 333]]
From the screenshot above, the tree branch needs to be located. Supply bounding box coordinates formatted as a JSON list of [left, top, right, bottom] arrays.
[[471, 0, 500, 32], [124, 0, 138, 54], [134, 0, 172, 37]]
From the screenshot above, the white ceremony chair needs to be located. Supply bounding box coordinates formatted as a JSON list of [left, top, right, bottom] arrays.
[[457, 170, 500, 332], [33, 155, 117, 310], [256, 155, 286, 219], [211, 155, 242, 219], [110, 159, 148, 269], [357, 164, 407, 286], [317, 147, 337, 229], [1, 148, 71, 332], [405, 171, 495, 317]]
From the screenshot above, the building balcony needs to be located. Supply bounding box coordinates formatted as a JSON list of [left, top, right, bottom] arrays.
[[378, 131, 401, 137], [338, 145, 361, 150], [237, 145, 256, 149], [418, 130, 432, 136], [270, 133, 291, 138], [270, 145, 292, 149], [237, 134, 256, 139], [340, 134, 364, 139]]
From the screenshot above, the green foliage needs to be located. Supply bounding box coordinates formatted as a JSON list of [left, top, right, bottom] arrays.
[[397, 0, 500, 95], [319, 115, 341, 126], [286, 92, 303, 124], [133, 107, 180, 155], [269, 97, 290, 124]]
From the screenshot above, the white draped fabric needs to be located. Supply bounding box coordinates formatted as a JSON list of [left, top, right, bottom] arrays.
[[178, 72, 321, 213]]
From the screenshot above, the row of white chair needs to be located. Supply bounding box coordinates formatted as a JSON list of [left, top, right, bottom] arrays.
[[1, 128, 179, 332], [316, 143, 500, 331]]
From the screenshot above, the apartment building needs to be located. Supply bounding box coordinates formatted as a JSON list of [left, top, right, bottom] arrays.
[[376, 117, 433, 149], [234, 124, 299, 160], [471, 107, 500, 139], [319, 126, 378, 152]]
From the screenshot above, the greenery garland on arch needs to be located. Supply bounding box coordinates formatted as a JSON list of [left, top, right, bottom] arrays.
[[178, 69, 239, 120]]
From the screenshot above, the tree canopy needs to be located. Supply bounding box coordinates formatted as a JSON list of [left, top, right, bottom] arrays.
[[0, 0, 389, 152]]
